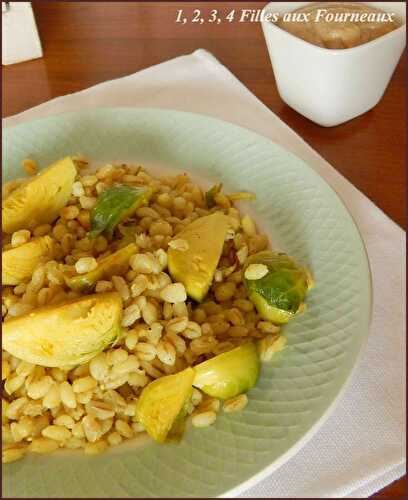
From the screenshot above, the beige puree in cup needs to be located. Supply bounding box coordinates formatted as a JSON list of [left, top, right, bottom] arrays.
[[277, 2, 400, 49]]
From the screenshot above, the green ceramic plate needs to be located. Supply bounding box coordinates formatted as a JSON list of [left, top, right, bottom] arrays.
[[2, 108, 371, 498]]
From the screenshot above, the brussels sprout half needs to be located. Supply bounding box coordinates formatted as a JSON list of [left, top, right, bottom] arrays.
[[136, 368, 195, 443], [193, 342, 260, 400], [243, 251, 313, 324], [2, 292, 122, 367], [167, 212, 229, 302], [2, 236, 55, 285], [2, 156, 77, 234], [65, 243, 137, 292]]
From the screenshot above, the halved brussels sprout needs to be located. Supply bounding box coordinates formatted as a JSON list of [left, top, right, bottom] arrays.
[[2, 292, 122, 367], [2, 157, 77, 234], [89, 185, 153, 239], [167, 212, 229, 302], [243, 251, 313, 324], [65, 243, 136, 291], [136, 368, 195, 443], [2, 236, 54, 285], [193, 342, 260, 400]]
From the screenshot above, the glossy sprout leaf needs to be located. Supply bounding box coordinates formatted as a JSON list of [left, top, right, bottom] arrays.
[[89, 185, 153, 239]]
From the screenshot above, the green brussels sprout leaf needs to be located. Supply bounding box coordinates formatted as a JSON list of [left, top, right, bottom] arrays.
[[89, 185, 153, 239]]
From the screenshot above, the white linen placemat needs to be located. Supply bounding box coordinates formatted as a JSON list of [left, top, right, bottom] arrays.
[[3, 49, 405, 498]]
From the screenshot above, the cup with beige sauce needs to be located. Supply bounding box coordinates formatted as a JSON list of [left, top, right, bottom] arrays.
[[261, 2, 406, 126]]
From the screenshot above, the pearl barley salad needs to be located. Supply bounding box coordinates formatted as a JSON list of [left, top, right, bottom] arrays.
[[2, 156, 314, 463]]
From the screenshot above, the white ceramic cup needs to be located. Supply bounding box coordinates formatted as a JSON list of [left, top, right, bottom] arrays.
[[261, 2, 406, 127]]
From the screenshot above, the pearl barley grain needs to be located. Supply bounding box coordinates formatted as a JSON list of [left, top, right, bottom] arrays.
[[84, 440, 108, 455], [236, 245, 248, 265], [79, 196, 97, 210], [29, 438, 59, 453], [125, 331, 139, 351], [166, 316, 188, 334], [59, 382, 77, 408], [258, 335, 287, 362], [130, 254, 159, 274], [115, 419, 134, 439], [61, 205, 80, 220], [121, 304, 141, 327], [82, 415, 102, 443], [156, 341, 176, 366], [22, 158, 38, 175], [11, 230, 31, 248], [130, 275, 149, 297], [2, 447, 27, 463], [112, 275, 130, 301], [142, 301, 158, 325], [241, 214, 256, 236], [173, 301, 188, 317], [54, 415, 75, 429], [72, 376, 97, 394], [214, 282, 236, 302], [75, 257, 97, 274], [43, 384, 61, 409], [27, 376, 53, 399], [89, 353, 109, 381], [160, 283, 187, 303], [42, 425, 71, 441], [4, 375, 25, 395], [108, 348, 128, 365], [244, 263, 268, 281], [223, 394, 248, 413], [182, 321, 202, 339], [72, 181, 85, 197], [95, 280, 113, 293], [192, 411, 216, 428], [107, 432, 123, 446], [191, 388, 203, 406], [6, 398, 28, 420]]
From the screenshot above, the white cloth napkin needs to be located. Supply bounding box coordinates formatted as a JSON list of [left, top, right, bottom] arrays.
[[3, 49, 405, 498]]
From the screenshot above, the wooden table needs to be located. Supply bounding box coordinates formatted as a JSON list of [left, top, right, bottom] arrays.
[[2, 2, 406, 496]]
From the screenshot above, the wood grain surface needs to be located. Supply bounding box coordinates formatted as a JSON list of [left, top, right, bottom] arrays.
[[2, 2, 406, 497]]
